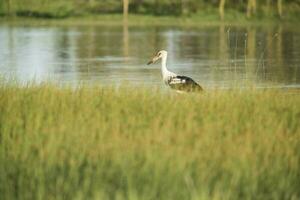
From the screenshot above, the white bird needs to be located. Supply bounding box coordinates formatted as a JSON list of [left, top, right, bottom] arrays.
[[147, 50, 203, 92]]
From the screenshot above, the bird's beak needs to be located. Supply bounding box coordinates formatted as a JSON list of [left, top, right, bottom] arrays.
[[147, 56, 159, 65], [147, 60, 154, 65]]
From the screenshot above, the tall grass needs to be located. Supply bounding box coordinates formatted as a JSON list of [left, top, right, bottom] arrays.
[[0, 84, 299, 200], [1, 0, 300, 20]]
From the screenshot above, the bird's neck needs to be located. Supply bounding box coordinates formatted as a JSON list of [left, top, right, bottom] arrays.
[[161, 55, 169, 78]]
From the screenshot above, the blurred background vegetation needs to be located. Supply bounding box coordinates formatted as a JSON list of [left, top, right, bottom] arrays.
[[0, 0, 300, 20]]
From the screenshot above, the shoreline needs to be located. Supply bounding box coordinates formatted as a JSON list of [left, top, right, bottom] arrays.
[[0, 14, 298, 27]]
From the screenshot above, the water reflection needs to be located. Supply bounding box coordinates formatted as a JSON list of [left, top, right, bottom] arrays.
[[0, 24, 299, 88]]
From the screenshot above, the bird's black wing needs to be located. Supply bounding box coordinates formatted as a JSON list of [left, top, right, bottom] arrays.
[[167, 75, 203, 92]]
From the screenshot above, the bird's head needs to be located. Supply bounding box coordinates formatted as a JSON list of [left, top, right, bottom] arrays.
[[147, 50, 167, 65]]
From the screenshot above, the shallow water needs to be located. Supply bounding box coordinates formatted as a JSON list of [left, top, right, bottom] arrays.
[[0, 23, 299, 89]]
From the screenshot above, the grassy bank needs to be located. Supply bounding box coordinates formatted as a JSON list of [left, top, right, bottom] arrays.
[[0, 84, 300, 199], [1, 0, 299, 21], [1, 12, 299, 27]]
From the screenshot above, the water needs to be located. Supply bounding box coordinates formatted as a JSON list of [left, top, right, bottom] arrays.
[[0, 24, 299, 88]]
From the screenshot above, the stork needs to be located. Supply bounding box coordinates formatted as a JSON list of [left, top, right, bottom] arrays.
[[147, 50, 203, 92]]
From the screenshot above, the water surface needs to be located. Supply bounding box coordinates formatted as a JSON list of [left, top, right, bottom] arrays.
[[0, 24, 299, 88]]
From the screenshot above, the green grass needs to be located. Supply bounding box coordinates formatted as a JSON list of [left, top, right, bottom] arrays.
[[0, 84, 300, 200], [1, 12, 299, 27]]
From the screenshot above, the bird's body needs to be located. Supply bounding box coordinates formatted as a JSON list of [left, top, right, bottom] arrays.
[[167, 75, 203, 92], [147, 50, 203, 92]]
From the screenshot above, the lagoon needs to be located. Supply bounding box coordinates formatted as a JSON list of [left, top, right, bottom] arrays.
[[0, 23, 299, 88]]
